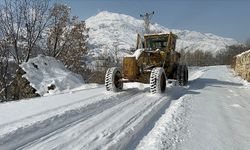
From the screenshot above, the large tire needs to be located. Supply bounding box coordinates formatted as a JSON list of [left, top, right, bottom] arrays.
[[105, 67, 123, 92], [150, 67, 167, 94], [184, 66, 188, 85], [177, 65, 183, 85], [177, 64, 188, 86]]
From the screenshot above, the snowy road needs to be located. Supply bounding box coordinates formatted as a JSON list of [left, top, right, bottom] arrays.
[[0, 66, 249, 150], [0, 81, 184, 150], [179, 66, 250, 150]]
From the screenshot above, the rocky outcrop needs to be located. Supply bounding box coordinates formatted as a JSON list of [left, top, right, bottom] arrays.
[[0, 67, 40, 101], [234, 50, 250, 81]]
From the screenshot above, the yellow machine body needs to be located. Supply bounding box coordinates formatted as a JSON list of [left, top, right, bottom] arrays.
[[123, 57, 139, 80], [122, 32, 180, 84]]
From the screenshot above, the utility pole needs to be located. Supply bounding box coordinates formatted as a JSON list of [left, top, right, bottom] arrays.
[[140, 11, 154, 34]]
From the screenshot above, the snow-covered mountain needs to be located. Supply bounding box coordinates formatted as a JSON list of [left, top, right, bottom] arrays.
[[86, 11, 239, 58]]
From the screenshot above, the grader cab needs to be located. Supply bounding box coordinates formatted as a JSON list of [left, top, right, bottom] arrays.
[[105, 32, 188, 93]]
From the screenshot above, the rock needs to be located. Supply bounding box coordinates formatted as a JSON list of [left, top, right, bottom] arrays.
[[234, 50, 250, 82], [0, 67, 40, 101]]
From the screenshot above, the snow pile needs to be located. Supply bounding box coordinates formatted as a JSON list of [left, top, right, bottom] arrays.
[[86, 11, 239, 59], [126, 49, 144, 59], [20, 55, 84, 95]]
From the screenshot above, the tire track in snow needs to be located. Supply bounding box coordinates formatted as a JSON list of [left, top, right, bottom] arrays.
[[0, 68, 209, 150], [105, 95, 171, 150], [22, 91, 148, 150], [19, 68, 208, 150], [134, 67, 210, 150], [0, 88, 103, 128], [22, 92, 173, 150], [61, 93, 148, 150], [0, 89, 141, 150]]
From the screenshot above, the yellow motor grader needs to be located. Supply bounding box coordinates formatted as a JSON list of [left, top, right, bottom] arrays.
[[105, 32, 188, 93]]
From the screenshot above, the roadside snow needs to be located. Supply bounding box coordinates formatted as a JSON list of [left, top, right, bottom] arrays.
[[230, 68, 250, 89], [0, 66, 249, 150], [20, 55, 84, 96]]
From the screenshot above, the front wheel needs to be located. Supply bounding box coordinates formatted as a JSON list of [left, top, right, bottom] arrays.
[[105, 67, 123, 92], [150, 67, 167, 94]]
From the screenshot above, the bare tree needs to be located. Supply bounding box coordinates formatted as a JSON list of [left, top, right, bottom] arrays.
[[45, 3, 70, 57], [112, 37, 120, 67], [58, 17, 88, 75], [0, 40, 10, 101], [0, 1, 90, 101], [245, 38, 250, 49], [0, 0, 51, 101], [0, 0, 50, 64], [45, 4, 89, 76], [23, 0, 51, 62]]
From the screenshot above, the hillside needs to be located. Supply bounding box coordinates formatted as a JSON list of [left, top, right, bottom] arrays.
[[86, 11, 239, 59]]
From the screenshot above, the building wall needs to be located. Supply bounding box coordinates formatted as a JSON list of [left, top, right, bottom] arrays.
[[234, 50, 250, 82]]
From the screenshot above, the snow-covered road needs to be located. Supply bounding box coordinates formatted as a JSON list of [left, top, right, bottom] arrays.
[[0, 66, 249, 150], [179, 66, 250, 150]]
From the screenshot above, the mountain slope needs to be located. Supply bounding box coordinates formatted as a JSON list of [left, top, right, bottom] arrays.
[[86, 11, 239, 58]]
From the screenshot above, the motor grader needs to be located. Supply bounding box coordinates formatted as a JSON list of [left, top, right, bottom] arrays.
[[105, 32, 188, 93]]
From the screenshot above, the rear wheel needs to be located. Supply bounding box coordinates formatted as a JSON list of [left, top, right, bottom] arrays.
[[177, 64, 188, 86], [105, 67, 123, 92], [184, 66, 188, 85], [150, 67, 166, 94]]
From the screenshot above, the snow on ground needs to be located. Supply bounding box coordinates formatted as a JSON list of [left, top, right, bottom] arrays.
[[135, 67, 207, 150], [178, 66, 250, 150], [20, 55, 84, 96], [0, 66, 249, 150], [137, 66, 250, 150]]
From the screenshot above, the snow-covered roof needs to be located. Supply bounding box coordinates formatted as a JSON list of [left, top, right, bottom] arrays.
[[237, 49, 250, 57], [144, 33, 170, 36]]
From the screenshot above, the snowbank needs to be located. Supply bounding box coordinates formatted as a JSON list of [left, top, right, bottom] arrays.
[[20, 55, 84, 95], [136, 95, 190, 150]]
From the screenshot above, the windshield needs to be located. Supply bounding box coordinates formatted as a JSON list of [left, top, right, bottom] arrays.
[[146, 38, 167, 50]]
